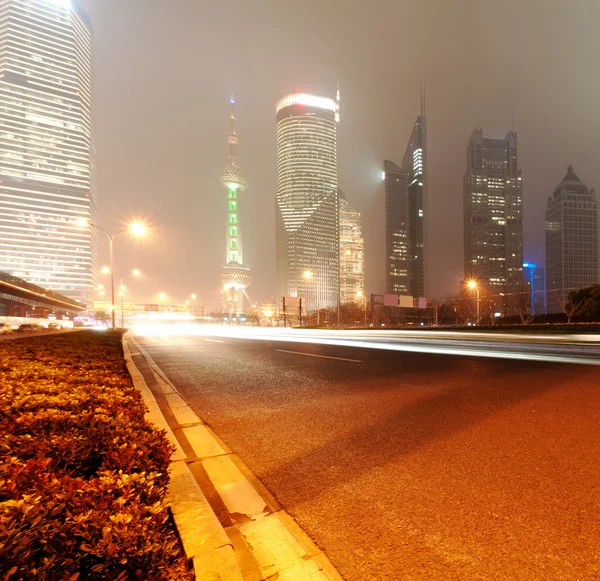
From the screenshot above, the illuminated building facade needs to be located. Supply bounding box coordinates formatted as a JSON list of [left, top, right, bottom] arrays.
[[275, 92, 340, 311], [220, 97, 251, 313], [545, 166, 597, 313], [463, 129, 524, 309], [384, 160, 411, 295], [384, 100, 427, 299], [523, 261, 546, 316], [0, 0, 96, 303], [339, 190, 364, 304], [401, 108, 426, 297]]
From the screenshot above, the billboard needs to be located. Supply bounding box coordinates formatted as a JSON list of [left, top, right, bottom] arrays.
[[383, 294, 399, 307]]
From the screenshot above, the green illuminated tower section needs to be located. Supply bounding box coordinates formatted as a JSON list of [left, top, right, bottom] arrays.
[[219, 96, 251, 313]]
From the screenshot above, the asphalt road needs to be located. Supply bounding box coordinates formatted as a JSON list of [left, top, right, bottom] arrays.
[[136, 332, 600, 580]]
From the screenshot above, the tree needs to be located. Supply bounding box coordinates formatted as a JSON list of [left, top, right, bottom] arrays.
[[563, 285, 600, 323], [517, 292, 534, 325]]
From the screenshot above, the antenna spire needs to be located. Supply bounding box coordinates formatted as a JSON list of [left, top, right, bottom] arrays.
[[227, 94, 239, 161], [420, 82, 426, 117]]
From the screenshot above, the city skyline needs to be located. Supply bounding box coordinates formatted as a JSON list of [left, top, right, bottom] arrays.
[[0, 0, 95, 303], [73, 0, 600, 309]]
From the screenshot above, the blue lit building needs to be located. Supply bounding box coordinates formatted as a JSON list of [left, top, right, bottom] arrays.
[[523, 262, 546, 315]]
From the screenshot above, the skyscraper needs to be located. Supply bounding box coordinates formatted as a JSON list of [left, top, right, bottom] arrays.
[[400, 103, 427, 297], [463, 129, 524, 309], [545, 166, 598, 313], [0, 0, 95, 303], [275, 92, 340, 311], [220, 97, 251, 313], [384, 160, 411, 295], [339, 190, 364, 304], [384, 100, 427, 298]]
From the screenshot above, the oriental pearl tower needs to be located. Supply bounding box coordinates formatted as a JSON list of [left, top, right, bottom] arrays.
[[219, 96, 251, 314]]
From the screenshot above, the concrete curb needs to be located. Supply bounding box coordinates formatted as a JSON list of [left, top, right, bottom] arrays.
[[122, 335, 243, 580], [124, 333, 346, 581]]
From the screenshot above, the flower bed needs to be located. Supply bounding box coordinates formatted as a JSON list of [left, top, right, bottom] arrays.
[[0, 331, 193, 580]]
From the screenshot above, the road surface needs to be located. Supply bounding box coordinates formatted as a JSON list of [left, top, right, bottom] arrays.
[[134, 329, 600, 580]]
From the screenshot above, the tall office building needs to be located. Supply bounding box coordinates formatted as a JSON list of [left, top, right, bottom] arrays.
[[463, 129, 524, 310], [0, 0, 96, 304], [400, 103, 426, 297], [339, 190, 364, 304], [220, 96, 251, 313], [545, 166, 598, 313], [275, 92, 340, 311], [384, 160, 411, 294], [384, 101, 427, 298]]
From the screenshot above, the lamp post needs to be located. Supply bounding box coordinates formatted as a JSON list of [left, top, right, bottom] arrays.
[[76, 219, 147, 329], [304, 270, 319, 326], [357, 290, 367, 328], [111, 269, 140, 328], [467, 280, 480, 326]]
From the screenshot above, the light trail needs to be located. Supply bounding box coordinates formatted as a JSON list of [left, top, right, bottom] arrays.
[[130, 324, 600, 366]]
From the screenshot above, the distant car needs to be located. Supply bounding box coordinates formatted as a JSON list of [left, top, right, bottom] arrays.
[[47, 322, 62, 330], [0, 323, 13, 335], [17, 323, 42, 333]]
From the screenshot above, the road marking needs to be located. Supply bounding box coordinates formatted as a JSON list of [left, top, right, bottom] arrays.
[[204, 338, 224, 343], [275, 349, 362, 363]]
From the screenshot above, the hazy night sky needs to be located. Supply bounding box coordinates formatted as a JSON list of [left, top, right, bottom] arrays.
[[80, 0, 600, 309]]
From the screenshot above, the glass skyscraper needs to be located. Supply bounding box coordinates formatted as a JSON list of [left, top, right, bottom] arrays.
[[339, 190, 364, 304], [0, 0, 95, 303], [384, 104, 427, 299], [463, 129, 524, 310], [545, 166, 597, 313], [275, 92, 340, 311], [384, 159, 411, 295]]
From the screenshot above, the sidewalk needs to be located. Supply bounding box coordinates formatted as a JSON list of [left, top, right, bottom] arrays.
[[123, 333, 344, 580]]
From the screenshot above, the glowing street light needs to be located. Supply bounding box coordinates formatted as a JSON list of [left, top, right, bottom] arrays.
[[467, 280, 480, 325], [76, 218, 149, 329], [158, 292, 167, 301], [101, 265, 110, 274]]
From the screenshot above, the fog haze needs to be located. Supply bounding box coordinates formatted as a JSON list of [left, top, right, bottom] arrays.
[[80, 0, 600, 308]]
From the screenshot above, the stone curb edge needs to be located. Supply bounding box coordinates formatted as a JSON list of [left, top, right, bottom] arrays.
[[122, 334, 243, 581]]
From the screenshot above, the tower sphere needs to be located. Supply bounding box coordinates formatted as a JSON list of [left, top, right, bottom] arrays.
[[220, 264, 252, 290], [220, 163, 247, 191]]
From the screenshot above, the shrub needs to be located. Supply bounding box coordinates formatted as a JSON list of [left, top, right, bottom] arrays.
[[0, 331, 192, 580]]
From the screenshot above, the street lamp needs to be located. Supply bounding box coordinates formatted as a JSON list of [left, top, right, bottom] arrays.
[[357, 290, 367, 328], [304, 270, 319, 325], [100, 268, 141, 328], [76, 218, 147, 329], [467, 280, 480, 325]]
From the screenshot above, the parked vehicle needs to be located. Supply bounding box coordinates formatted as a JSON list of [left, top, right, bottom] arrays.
[[0, 323, 13, 335], [17, 323, 42, 333], [48, 322, 63, 330]]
